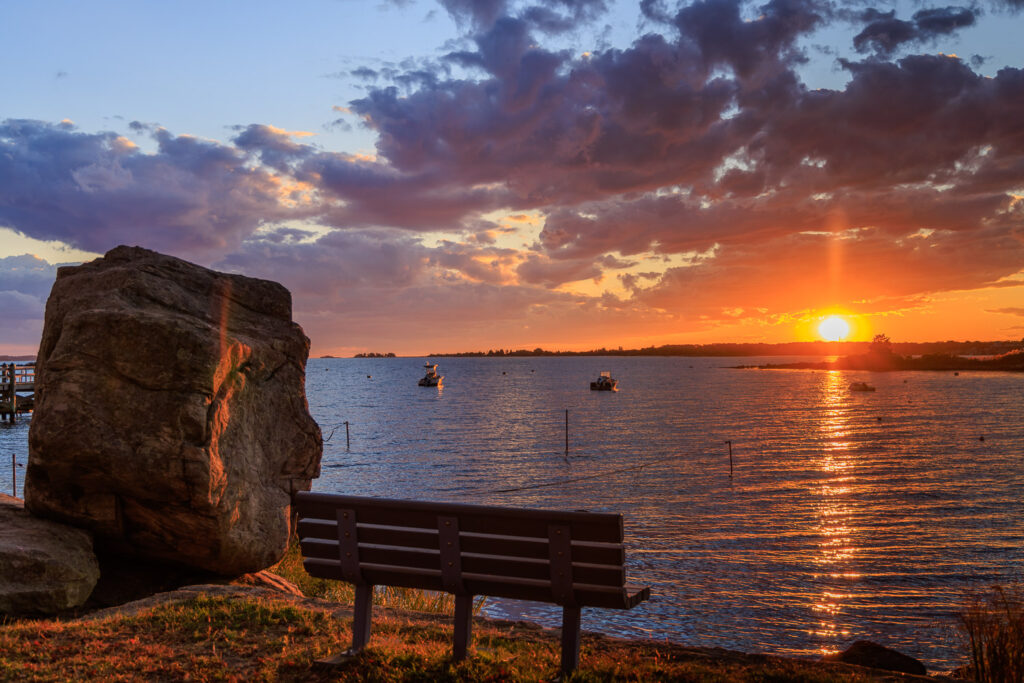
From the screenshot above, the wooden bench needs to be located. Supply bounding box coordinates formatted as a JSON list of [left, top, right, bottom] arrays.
[[294, 491, 650, 674]]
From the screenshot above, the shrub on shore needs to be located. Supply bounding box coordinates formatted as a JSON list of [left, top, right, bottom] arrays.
[[959, 584, 1024, 683]]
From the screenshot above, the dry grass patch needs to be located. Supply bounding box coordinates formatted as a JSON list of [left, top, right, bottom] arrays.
[[0, 591, 924, 682]]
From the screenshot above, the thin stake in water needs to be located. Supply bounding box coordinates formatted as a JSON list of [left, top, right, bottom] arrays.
[[345, 421, 350, 450], [565, 409, 569, 457], [726, 440, 733, 478]]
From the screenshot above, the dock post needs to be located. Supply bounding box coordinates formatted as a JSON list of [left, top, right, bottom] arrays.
[[345, 421, 350, 450], [11, 453, 15, 497], [726, 440, 733, 478], [1, 364, 9, 422]]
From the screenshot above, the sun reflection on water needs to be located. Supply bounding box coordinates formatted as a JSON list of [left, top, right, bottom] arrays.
[[810, 370, 858, 654]]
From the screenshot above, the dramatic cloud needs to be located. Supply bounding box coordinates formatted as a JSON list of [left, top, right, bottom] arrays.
[[439, 0, 610, 34], [854, 6, 978, 55], [2, 0, 1023, 352], [0, 120, 319, 263]]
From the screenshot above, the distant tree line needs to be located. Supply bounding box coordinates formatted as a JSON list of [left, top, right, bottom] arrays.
[[353, 352, 397, 358], [753, 333, 1024, 371], [429, 339, 1024, 358]]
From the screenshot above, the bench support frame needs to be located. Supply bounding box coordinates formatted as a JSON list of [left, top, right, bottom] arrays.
[[561, 606, 582, 674], [296, 492, 649, 674], [351, 583, 374, 653]]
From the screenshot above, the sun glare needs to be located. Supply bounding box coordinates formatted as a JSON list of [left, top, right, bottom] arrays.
[[818, 316, 850, 342]]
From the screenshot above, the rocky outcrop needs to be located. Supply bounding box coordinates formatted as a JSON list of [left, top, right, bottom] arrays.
[[25, 246, 322, 575], [0, 493, 100, 616], [829, 640, 927, 676]]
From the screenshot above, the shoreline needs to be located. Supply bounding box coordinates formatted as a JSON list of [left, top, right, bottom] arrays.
[[737, 351, 1024, 373]]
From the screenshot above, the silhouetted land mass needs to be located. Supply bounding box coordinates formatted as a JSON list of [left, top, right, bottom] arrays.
[[430, 340, 1023, 358], [743, 347, 1024, 372], [0, 355, 35, 361], [352, 352, 397, 358]]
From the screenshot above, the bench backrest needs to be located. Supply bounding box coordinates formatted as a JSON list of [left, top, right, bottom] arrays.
[[294, 491, 633, 608]]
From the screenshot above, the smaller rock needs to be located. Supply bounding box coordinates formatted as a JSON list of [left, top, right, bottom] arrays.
[[831, 640, 927, 676], [0, 493, 100, 616]]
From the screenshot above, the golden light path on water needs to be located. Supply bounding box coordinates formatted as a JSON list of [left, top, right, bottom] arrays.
[[811, 370, 857, 655]]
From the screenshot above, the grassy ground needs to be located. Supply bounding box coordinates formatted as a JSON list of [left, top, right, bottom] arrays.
[[0, 589, 924, 682], [0, 536, 957, 681]]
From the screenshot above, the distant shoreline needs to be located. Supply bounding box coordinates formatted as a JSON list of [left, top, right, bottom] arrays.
[[330, 340, 1023, 359], [737, 351, 1024, 372]]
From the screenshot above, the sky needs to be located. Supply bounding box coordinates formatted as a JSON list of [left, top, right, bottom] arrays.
[[2, 0, 1023, 356]]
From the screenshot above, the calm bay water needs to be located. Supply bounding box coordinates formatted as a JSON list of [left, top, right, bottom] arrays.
[[3, 355, 1021, 670]]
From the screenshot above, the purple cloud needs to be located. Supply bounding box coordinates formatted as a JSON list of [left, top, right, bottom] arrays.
[[854, 5, 978, 55], [0, 120, 310, 262]]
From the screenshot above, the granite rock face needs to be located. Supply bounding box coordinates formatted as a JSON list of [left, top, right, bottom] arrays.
[[0, 493, 100, 615], [25, 246, 322, 575]]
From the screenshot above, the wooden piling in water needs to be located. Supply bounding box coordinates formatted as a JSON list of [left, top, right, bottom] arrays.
[[565, 409, 569, 456]]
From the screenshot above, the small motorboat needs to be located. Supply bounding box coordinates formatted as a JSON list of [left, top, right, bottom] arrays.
[[419, 362, 444, 387], [849, 381, 876, 392], [590, 371, 618, 391]]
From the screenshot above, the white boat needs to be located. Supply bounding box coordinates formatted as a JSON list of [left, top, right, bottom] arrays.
[[590, 371, 618, 391], [419, 362, 444, 387]]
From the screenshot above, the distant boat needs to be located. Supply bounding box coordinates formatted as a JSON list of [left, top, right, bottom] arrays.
[[419, 362, 443, 387], [849, 381, 876, 392], [590, 371, 618, 391]]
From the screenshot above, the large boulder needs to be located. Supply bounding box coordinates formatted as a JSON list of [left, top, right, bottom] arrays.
[[0, 493, 100, 615], [25, 246, 322, 575]]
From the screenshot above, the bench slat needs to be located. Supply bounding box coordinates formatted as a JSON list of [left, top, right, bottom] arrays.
[[295, 492, 622, 543], [297, 521, 626, 566], [303, 558, 644, 609], [301, 539, 626, 586]]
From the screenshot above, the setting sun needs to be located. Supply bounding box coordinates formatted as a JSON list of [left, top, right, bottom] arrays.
[[818, 315, 851, 341]]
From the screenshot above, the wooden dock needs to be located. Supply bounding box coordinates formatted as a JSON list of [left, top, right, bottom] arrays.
[[1, 363, 34, 422]]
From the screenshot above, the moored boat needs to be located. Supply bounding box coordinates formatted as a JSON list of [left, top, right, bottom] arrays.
[[590, 371, 618, 391], [849, 381, 876, 392], [419, 362, 444, 387]]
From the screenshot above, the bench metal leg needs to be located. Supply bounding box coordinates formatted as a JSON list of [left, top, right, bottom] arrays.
[[453, 593, 473, 660], [314, 583, 375, 666], [560, 605, 581, 675], [351, 583, 374, 652]]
